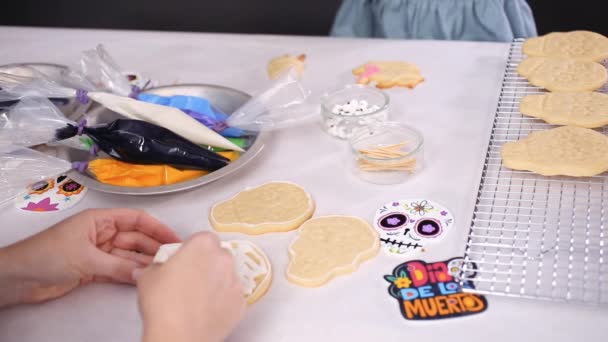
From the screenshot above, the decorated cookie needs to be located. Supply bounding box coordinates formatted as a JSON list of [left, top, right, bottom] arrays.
[[209, 181, 315, 235], [516, 57, 607, 92], [501, 125, 608, 177], [373, 199, 454, 256], [384, 257, 487, 321], [286, 215, 379, 287], [15, 175, 87, 213], [267, 54, 306, 80], [154, 240, 272, 304], [352, 61, 424, 89]]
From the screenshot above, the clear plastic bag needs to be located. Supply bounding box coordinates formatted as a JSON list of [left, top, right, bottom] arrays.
[[0, 97, 72, 147], [226, 69, 314, 132], [0, 72, 241, 150], [0, 145, 72, 206], [80, 44, 133, 97], [0, 73, 78, 100]]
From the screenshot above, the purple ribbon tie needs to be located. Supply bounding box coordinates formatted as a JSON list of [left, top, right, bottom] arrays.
[[128, 85, 141, 99], [195, 115, 228, 132], [76, 119, 87, 136], [89, 144, 98, 156], [71, 161, 88, 173], [76, 89, 90, 104]]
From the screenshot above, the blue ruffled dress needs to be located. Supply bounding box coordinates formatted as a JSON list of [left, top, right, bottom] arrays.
[[331, 0, 537, 42]]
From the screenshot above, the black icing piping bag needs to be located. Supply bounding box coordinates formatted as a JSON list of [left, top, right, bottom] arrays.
[[0, 97, 229, 171], [57, 119, 229, 171]]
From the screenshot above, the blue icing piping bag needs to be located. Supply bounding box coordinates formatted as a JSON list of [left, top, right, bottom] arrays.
[[137, 93, 244, 138]]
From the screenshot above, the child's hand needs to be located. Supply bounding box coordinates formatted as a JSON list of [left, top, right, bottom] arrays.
[[0, 208, 180, 307], [137, 232, 246, 342]]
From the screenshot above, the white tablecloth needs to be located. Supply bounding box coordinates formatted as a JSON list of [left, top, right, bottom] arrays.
[[0, 27, 606, 342]]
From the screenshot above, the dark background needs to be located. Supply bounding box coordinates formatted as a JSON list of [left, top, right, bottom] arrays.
[[2, 0, 607, 37]]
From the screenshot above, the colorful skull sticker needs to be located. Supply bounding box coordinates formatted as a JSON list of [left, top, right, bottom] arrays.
[[15, 175, 87, 213], [374, 199, 454, 256]]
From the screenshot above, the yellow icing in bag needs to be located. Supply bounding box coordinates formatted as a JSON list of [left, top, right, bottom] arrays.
[[88, 151, 240, 187], [216, 151, 240, 162], [88, 159, 204, 187]]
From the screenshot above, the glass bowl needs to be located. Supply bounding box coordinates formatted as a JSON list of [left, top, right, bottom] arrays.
[[320, 84, 389, 139], [349, 122, 424, 184]]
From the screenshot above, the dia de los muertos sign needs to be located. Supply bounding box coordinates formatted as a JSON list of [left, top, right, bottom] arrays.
[[384, 257, 488, 320]]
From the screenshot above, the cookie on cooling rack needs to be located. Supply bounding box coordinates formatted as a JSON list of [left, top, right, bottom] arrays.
[[522, 31, 608, 62], [520, 92, 608, 128], [501, 126, 608, 177], [517, 56, 607, 92]]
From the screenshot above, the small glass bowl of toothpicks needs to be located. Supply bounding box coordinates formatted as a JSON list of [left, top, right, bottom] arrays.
[[349, 122, 424, 184]]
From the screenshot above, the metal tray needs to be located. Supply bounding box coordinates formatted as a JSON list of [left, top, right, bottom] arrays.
[[60, 84, 266, 195], [461, 40, 608, 305]]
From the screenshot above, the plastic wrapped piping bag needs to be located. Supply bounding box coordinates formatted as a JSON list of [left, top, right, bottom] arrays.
[[79, 45, 244, 138], [136, 93, 244, 138], [0, 97, 230, 171], [47, 136, 95, 151], [88, 151, 239, 187], [0, 73, 243, 151], [0, 96, 94, 151], [75, 119, 230, 171], [226, 68, 314, 132], [80, 44, 135, 97], [0, 97, 74, 146], [0, 145, 75, 206], [88, 159, 205, 187]]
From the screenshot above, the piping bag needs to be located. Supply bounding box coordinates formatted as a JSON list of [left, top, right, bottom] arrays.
[[79, 45, 244, 138], [136, 94, 244, 138], [79, 45, 313, 135], [88, 159, 205, 187], [226, 68, 314, 132], [0, 97, 229, 171], [0, 72, 243, 152], [88, 150, 239, 187]]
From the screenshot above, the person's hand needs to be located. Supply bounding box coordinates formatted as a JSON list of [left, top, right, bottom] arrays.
[[0, 208, 180, 307], [137, 232, 246, 342]]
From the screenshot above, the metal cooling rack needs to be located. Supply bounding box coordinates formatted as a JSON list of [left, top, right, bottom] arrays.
[[461, 39, 608, 305]]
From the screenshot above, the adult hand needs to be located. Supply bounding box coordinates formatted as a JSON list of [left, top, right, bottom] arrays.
[[137, 232, 246, 342], [0, 208, 180, 307]]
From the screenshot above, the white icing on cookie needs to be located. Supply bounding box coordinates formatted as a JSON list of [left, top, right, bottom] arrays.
[[153, 241, 269, 297], [223, 241, 268, 296]]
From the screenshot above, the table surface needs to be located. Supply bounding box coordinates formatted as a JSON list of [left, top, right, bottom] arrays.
[[0, 26, 606, 342]]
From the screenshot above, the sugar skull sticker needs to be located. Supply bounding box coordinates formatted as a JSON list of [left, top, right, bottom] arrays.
[[15, 175, 87, 213], [374, 199, 454, 256]]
